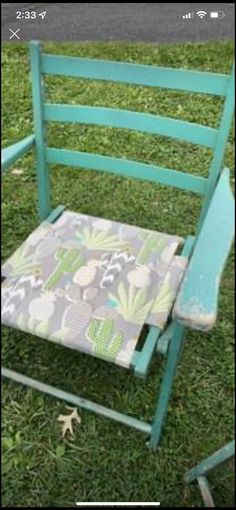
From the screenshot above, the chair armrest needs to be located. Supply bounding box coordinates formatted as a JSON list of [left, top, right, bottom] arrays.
[[173, 168, 235, 331], [1, 134, 35, 173]]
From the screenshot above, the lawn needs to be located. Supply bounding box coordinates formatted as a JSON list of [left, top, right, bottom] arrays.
[[1, 40, 235, 507]]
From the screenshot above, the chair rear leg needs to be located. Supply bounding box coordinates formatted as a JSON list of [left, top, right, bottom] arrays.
[[149, 321, 186, 449]]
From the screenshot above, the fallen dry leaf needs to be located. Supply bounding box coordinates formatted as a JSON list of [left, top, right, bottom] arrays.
[[57, 406, 81, 438]]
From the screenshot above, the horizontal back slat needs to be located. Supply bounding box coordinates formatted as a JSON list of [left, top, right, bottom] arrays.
[[44, 104, 217, 149], [42, 54, 229, 96], [45, 147, 207, 195]]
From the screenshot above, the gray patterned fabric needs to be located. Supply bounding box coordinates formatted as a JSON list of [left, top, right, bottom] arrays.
[[147, 256, 188, 328], [1, 211, 187, 368]]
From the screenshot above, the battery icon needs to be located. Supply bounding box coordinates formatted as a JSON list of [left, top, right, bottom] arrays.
[[210, 11, 225, 19]]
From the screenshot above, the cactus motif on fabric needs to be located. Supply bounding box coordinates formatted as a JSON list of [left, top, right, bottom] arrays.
[[150, 273, 175, 315], [137, 231, 166, 265], [2, 242, 42, 278], [43, 248, 85, 291], [76, 226, 131, 252], [86, 317, 124, 360], [108, 282, 153, 324], [1, 208, 185, 370]]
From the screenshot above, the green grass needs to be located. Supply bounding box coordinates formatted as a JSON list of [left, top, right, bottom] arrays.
[[2, 40, 235, 507]]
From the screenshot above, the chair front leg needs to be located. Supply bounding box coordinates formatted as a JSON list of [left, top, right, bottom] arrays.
[[149, 321, 186, 449]]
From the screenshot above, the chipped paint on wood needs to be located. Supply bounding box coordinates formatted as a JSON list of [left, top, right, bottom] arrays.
[[173, 168, 235, 331]]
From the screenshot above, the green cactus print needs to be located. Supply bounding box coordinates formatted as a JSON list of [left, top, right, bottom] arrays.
[[109, 282, 153, 324], [150, 273, 175, 314], [43, 248, 85, 291], [76, 227, 131, 252], [137, 231, 166, 265], [4, 242, 41, 277], [86, 318, 124, 361]]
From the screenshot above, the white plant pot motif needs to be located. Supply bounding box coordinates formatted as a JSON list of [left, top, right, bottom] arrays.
[[28, 291, 56, 322], [127, 265, 151, 288], [62, 300, 93, 336]]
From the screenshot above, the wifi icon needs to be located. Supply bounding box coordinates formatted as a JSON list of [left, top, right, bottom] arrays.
[[197, 10, 207, 18]]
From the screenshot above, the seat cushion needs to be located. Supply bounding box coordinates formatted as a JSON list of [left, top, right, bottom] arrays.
[[2, 210, 187, 368]]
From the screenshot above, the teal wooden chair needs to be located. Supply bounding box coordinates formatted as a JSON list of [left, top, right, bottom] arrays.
[[1, 42, 235, 449], [185, 440, 235, 507]]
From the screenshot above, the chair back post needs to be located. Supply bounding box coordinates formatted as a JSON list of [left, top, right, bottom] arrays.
[[197, 64, 235, 235], [30, 41, 50, 220]]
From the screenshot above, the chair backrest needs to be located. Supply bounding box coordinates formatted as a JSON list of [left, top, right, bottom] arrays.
[[29, 41, 234, 232]]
